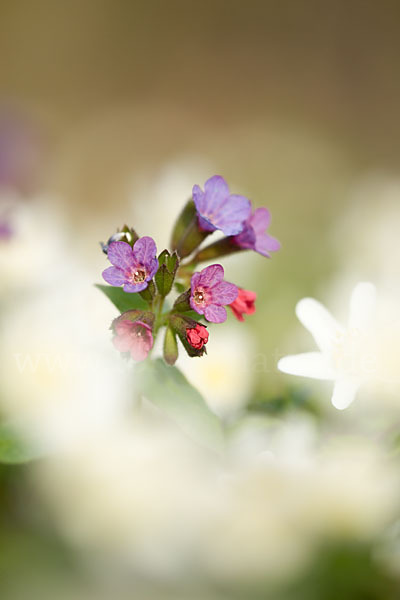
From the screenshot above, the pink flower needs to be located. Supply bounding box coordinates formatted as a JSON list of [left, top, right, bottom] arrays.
[[232, 207, 280, 257], [113, 319, 153, 361], [186, 324, 209, 349], [229, 288, 256, 322], [190, 264, 238, 323]]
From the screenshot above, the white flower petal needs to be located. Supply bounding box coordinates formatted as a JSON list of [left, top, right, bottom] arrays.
[[348, 282, 377, 332], [278, 352, 336, 380], [331, 379, 360, 410], [296, 298, 344, 352]]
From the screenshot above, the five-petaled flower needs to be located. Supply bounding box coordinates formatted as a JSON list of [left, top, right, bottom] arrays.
[[113, 319, 154, 361], [102, 237, 158, 293], [193, 175, 251, 236], [186, 324, 209, 349], [190, 264, 238, 323], [229, 288, 256, 322], [232, 207, 280, 257], [278, 282, 377, 410]]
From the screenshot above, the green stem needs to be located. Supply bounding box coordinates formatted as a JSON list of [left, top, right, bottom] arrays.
[[154, 295, 166, 335]]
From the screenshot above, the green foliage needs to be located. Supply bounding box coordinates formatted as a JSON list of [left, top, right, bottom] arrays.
[[248, 386, 322, 418], [138, 359, 223, 452], [174, 281, 187, 294], [0, 424, 40, 465], [95, 284, 149, 313], [288, 541, 398, 600]]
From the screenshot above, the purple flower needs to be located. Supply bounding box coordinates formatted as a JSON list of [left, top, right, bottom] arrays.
[[193, 175, 251, 236], [190, 264, 238, 323], [232, 207, 280, 257], [102, 237, 158, 293]]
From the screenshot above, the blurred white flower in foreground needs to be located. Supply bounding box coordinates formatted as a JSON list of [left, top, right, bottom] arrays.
[[278, 282, 377, 410], [0, 192, 68, 296], [0, 195, 130, 451], [0, 278, 130, 452], [34, 415, 399, 588]]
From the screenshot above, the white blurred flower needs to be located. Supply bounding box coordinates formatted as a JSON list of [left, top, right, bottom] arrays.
[[29, 398, 400, 589], [35, 421, 221, 577], [0, 196, 130, 452], [328, 174, 400, 403], [0, 192, 69, 296], [0, 276, 130, 452], [278, 282, 377, 409]]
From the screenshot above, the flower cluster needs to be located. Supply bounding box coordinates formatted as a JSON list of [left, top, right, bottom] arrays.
[[99, 175, 279, 364]]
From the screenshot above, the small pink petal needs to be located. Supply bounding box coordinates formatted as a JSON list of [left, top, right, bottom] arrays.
[[211, 281, 238, 305], [249, 207, 271, 233], [204, 304, 227, 323], [198, 264, 224, 287]]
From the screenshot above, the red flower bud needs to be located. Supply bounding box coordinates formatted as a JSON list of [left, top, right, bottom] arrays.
[[229, 288, 256, 322], [186, 324, 209, 349]]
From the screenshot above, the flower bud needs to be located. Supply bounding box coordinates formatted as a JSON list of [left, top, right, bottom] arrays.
[[186, 324, 209, 350], [168, 313, 208, 357], [163, 326, 179, 366], [192, 237, 242, 263], [101, 225, 139, 254], [139, 280, 156, 303], [172, 289, 191, 312], [170, 199, 210, 258]]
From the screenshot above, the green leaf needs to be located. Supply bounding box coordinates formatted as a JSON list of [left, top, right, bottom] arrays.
[[166, 251, 179, 274], [155, 264, 174, 297], [138, 359, 223, 453], [95, 284, 149, 313], [0, 424, 41, 465], [157, 249, 170, 266], [174, 281, 186, 294]]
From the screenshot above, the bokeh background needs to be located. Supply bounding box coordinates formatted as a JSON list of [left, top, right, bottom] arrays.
[[1, 1, 400, 598]]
